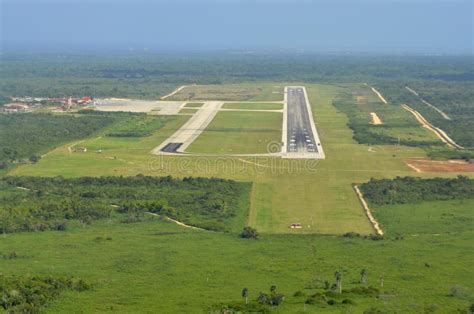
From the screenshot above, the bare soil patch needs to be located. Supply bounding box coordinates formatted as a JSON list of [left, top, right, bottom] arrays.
[[369, 112, 383, 125], [356, 96, 367, 104], [405, 158, 474, 173]]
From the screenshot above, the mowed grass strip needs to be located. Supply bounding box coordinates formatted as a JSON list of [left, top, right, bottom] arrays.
[[222, 102, 283, 110], [168, 83, 283, 101], [187, 111, 283, 154], [178, 108, 198, 114], [184, 102, 204, 108]]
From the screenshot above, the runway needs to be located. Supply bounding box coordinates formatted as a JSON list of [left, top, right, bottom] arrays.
[[152, 101, 223, 154], [284, 87, 325, 159]]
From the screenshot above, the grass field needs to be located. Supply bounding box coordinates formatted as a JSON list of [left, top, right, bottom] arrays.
[[373, 198, 474, 236], [186, 111, 283, 154], [4, 83, 474, 312], [0, 212, 472, 313], [168, 83, 283, 101], [184, 102, 204, 108], [222, 102, 283, 110], [10, 84, 459, 234], [178, 108, 198, 114]]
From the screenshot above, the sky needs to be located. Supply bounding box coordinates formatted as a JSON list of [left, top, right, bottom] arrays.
[[1, 0, 473, 54]]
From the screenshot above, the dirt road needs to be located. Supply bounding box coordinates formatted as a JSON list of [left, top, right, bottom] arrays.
[[161, 86, 187, 100], [370, 87, 388, 104], [401, 104, 463, 149], [405, 86, 451, 120], [354, 185, 384, 236]]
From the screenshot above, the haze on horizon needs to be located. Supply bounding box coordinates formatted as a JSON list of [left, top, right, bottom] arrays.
[[1, 0, 473, 55]]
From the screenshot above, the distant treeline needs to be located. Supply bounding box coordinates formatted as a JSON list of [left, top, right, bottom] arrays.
[[1, 53, 472, 102], [359, 176, 474, 206], [0, 175, 250, 233]]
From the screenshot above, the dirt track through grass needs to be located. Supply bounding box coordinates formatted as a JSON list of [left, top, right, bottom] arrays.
[[401, 104, 462, 149]]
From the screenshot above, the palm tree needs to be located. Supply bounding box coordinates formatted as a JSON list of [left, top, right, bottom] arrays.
[[335, 271, 342, 293], [360, 269, 368, 284], [241, 288, 249, 304]]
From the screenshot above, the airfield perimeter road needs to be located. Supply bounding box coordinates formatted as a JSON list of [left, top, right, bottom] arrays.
[[285, 87, 324, 158]]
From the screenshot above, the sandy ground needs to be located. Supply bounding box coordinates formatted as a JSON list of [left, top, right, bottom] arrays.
[[370, 87, 388, 104], [369, 112, 383, 125], [95, 99, 184, 115], [401, 104, 463, 149], [405, 86, 451, 120], [152, 101, 223, 153], [161, 86, 187, 100], [405, 158, 474, 173], [354, 185, 384, 236]]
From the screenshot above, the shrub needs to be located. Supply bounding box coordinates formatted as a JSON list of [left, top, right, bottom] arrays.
[[327, 299, 337, 305], [240, 226, 259, 239]]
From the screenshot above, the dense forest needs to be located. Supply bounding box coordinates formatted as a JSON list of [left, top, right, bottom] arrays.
[[0, 175, 251, 233], [0, 275, 90, 312], [0, 113, 115, 168], [1, 53, 472, 101], [359, 176, 474, 206]]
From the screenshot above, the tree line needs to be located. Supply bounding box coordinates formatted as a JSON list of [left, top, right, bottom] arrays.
[[359, 176, 474, 206], [0, 175, 251, 233]]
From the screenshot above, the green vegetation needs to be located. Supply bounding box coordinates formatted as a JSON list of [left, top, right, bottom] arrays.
[[427, 148, 474, 161], [360, 176, 474, 235], [0, 275, 90, 312], [11, 84, 433, 234], [333, 84, 440, 147], [168, 83, 283, 101], [1, 72, 473, 311], [360, 176, 474, 205], [0, 113, 115, 169], [184, 102, 204, 108], [222, 102, 283, 110], [104, 114, 173, 137], [188, 111, 283, 154], [0, 175, 250, 233], [378, 81, 474, 148], [0, 217, 472, 312], [178, 108, 198, 114], [373, 198, 474, 235]]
